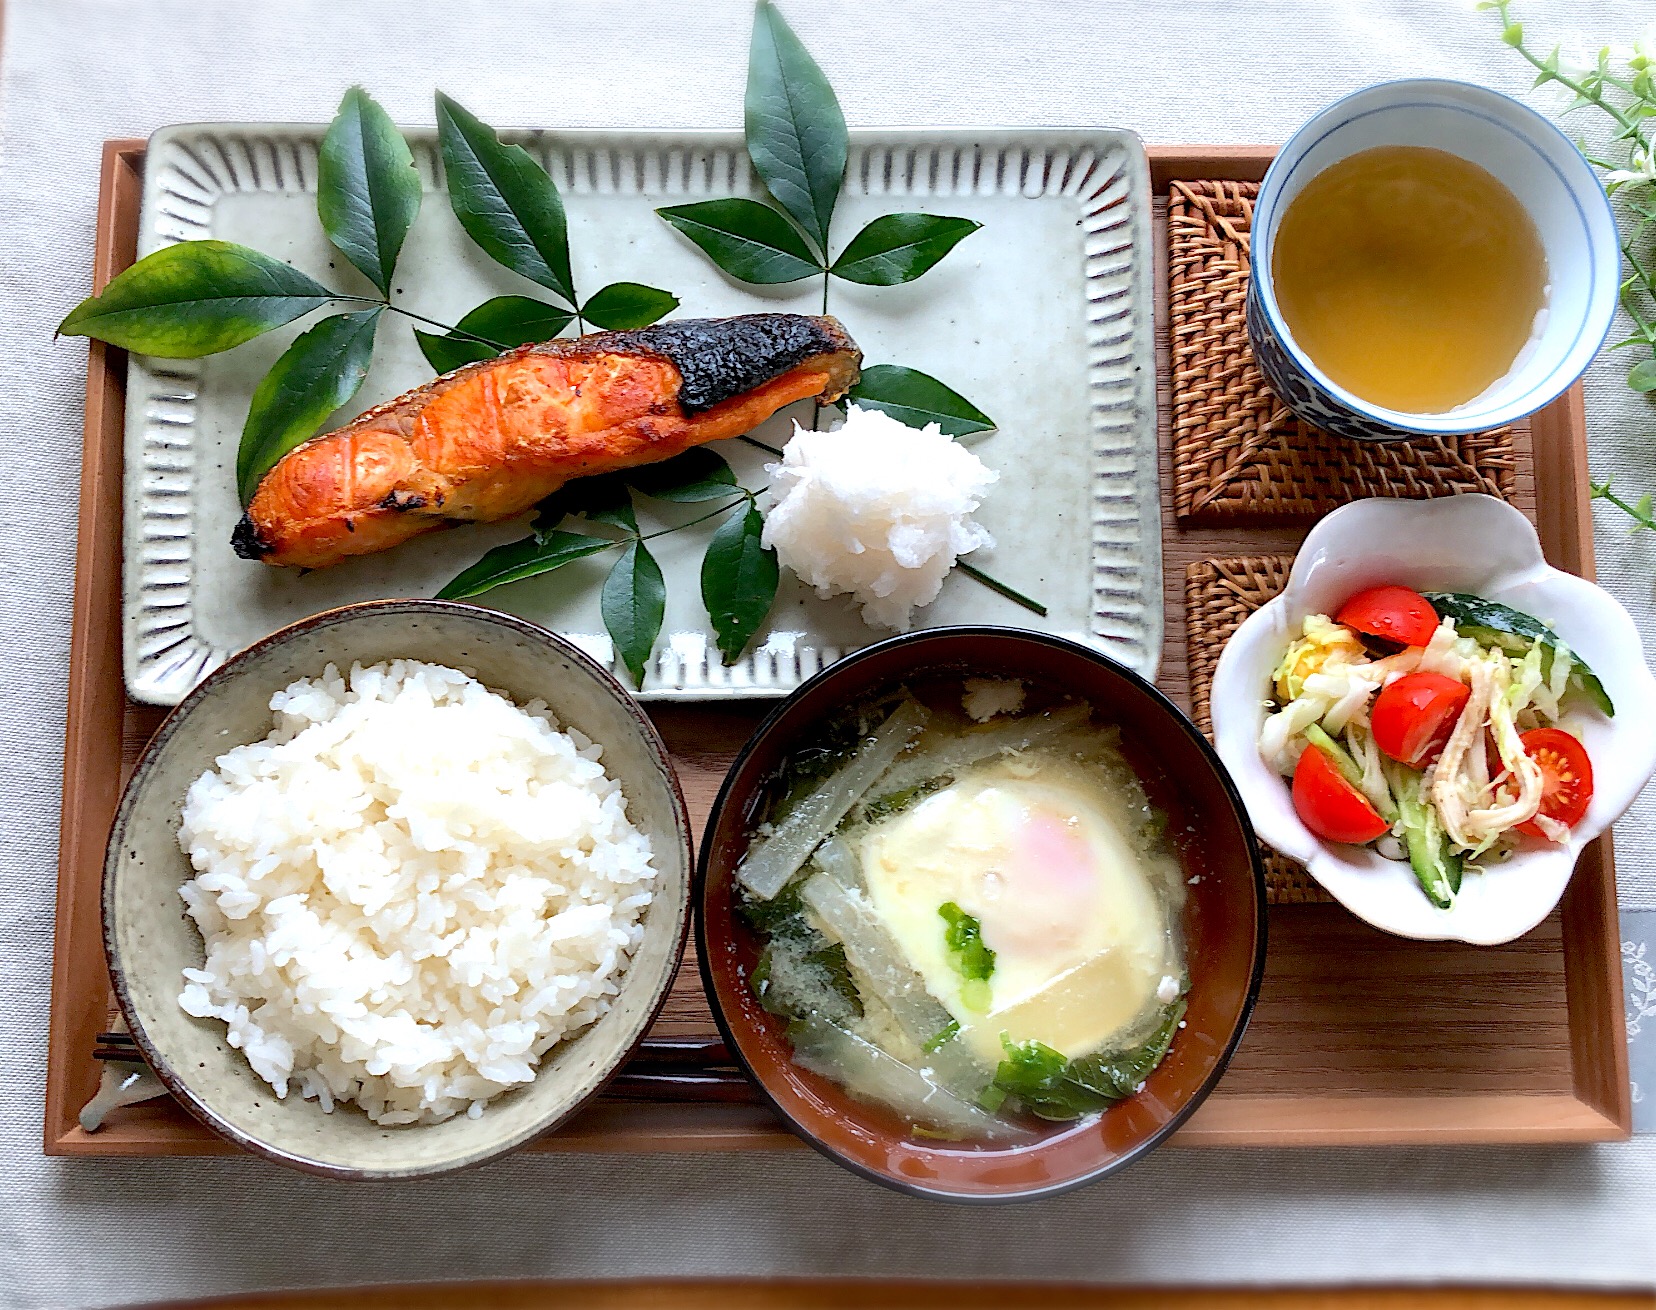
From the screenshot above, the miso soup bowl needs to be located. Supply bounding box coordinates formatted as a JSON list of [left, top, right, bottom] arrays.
[[697, 627, 1267, 1202], [1247, 78, 1620, 443]]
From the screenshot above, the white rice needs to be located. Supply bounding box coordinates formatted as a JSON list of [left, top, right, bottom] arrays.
[[762, 405, 997, 631], [175, 660, 657, 1126]]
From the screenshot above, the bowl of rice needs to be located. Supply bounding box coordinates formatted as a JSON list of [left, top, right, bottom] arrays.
[[103, 599, 693, 1178]]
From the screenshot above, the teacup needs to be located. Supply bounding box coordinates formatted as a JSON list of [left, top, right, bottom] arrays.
[[1246, 79, 1619, 443]]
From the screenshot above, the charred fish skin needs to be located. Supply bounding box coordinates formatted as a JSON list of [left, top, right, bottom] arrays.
[[604, 314, 858, 413], [236, 313, 861, 570], [231, 512, 272, 561]]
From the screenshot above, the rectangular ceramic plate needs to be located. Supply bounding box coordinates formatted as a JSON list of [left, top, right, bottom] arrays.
[[123, 125, 1161, 704]]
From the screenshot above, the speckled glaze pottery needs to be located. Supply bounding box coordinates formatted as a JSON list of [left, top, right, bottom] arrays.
[[104, 599, 693, 1178]]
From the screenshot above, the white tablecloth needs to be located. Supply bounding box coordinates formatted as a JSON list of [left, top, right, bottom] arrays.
[[3, 1, 1653, 1305]]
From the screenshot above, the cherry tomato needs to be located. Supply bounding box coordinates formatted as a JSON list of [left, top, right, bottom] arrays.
[[1516, 727, 1594, 838], [1370, 672, 1471, 768], [1292, 744, 1390, 844], [1336, 585, 1439, 648]]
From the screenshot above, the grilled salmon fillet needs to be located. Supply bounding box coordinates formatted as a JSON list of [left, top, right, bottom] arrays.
[[234, 313, 861, 569]]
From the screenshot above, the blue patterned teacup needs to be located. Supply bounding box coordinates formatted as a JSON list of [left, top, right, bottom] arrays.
[[1246, 79, 1619, 443]]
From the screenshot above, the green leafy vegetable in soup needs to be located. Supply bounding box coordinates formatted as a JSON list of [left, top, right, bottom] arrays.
[[939, 903, 995, 980], [737, 681, 1190, 1140], [993, 1001, 1187, 1120]]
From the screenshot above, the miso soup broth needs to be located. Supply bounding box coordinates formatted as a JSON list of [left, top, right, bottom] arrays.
[[734, 677, 1189, 1142]]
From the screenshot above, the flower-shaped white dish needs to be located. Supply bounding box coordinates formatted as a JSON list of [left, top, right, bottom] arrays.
[[1211, 494, 1656, 944]]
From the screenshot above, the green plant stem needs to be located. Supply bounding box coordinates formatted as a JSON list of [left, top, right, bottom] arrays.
[[334, 293, 512, 350], [1591, 480, 1656, 531], [638, 492, 757, 542], [1495, 0, 1645, 138], [739, 434, 786, 457], [956, 561, 1048, 617]]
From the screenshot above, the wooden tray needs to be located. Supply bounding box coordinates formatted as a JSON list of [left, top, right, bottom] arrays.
[[43, 141, 1630, 1158]]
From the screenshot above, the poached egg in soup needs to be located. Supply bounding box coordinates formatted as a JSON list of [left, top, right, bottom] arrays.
[[858, 754, 1180, 1063]]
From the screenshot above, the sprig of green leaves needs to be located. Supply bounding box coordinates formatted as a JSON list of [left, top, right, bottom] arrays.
[[653, 0, 987, 431], [435, 92, 679, 342], [1592, 479, 1656, 532], [1490, 3, 1656, 534], [59, 86, 681, 508], [437, 449, 779, 686]]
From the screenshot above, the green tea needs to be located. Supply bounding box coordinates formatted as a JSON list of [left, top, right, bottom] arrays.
[[1271, 145, 1549, 413]]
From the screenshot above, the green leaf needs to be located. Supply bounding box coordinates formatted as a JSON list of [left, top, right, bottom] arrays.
[[436, 529, 613, 600], [57, 241, 335, 358], [532, 491, 574, 540], [582, 282, 680, 330], [922, 1020, 960, 1054], [938, 902, 996, 981], [454, 293, 574, 345], [627, 448, 741, 502], [829, 213, 982, 285], [436, 92, 575, 303], [317, 86, 422, 296], [415, 295, 574, 372], [602, 539, 666, 688], [846, 364, 996, 437], [236, 308, 383, 503], [525, 474, 639, 536], [1502, 21, 1523, 46], [570, 474, 639, 531], [991, 1000, 1185, 1121], [1629, 358, 1656, 391], [655, 199, 822, 284], [1532, 46, 1561, 87], [701, 502, 778, 664], [744, 0, 847, 254], [415, 328, 497, 373]]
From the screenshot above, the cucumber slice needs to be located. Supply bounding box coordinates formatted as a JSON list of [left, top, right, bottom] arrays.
[[1396, 792, 1462, 909], [1424, 592, 1613, 717], [1303, 723, 1362, 787]]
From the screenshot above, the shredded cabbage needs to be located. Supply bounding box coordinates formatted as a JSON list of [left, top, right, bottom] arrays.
[[1344, 723, 1395, 820], [1261, 602, 1590, 890]]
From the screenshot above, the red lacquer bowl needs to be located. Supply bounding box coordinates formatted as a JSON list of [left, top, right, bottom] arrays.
[[697, 627, 1267, 1201]]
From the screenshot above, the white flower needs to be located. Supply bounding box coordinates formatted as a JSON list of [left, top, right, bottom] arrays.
[[1633, 23, 1656, 65], [1604, 143, 1656, 188]]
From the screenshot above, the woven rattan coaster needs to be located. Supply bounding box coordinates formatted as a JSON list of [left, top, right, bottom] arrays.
[[1185, 553, 1330, 905], [1168, 180, 1517, 523]]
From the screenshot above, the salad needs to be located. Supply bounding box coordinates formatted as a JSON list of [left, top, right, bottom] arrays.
[[1260, 585, 1611, 908]]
